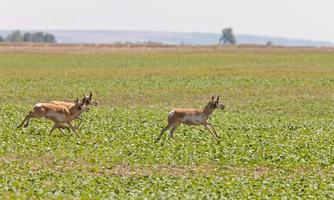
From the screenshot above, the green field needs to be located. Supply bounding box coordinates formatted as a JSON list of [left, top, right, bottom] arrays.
[[0, 45, 334, 198]]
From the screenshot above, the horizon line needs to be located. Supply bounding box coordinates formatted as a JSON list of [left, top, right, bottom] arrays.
[[0, 29, 333, 44]]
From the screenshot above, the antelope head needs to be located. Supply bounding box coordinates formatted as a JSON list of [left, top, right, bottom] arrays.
[[81, 91, 98, 110], [74, 97, 88, 112], [210, 95, 225, 111]]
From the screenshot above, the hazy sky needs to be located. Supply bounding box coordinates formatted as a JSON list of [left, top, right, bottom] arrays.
[[1, 0, 333, 41]]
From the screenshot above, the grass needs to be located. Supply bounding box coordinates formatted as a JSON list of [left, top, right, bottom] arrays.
[[0, 45, 334, 198]]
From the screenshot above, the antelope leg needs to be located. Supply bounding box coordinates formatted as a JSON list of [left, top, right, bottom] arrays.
[[203, 124, 219, 140], [67, 122, 80, 137], [74, 118, 82, 129], [207, 122, 220, 138], [49, 123, 58, 135], [169, 124, 179, 140], [156, 124, 173, 142]]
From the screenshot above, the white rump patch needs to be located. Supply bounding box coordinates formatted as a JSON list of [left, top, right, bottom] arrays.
[[168, 110, 175, 119], [35, 103, 42, 107], [46, 111, 66, 123]]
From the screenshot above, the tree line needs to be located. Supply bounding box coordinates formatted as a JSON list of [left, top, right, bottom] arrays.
[[0, 30, 56, 43]]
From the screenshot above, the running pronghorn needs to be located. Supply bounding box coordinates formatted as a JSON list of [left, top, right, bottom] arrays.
[[157, 95, 225, 141], [50, 92, 97, 129], [17, 97, 87, 137]]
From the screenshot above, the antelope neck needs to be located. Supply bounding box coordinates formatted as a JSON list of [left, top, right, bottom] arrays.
[[202, 106, 215, 119]]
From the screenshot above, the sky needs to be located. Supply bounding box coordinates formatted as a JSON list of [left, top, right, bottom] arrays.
[[1, 0, 334, 42]]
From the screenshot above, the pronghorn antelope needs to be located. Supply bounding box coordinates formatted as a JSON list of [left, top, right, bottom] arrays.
[[50, 92, 97, 129], [157, 96, 225, 141], [17, 98, 87, 137]]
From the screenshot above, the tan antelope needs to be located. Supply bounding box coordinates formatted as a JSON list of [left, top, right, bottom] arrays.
[[17, 98, 87, 137], [157, 96, 225, 141], [50, 92, 97, 129]]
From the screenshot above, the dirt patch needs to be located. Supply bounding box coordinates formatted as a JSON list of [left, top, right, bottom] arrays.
[[253, 166, 270, 179], [103, 163, 218, 177], [0, 154, 218, 177], [1, 154, 331, 178]]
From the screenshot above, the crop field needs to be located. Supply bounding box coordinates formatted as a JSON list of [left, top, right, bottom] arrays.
[[0, 44, 334, 198]]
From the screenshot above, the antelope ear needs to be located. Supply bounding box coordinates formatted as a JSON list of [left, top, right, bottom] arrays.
[[211, 95, 215, 101], [75, 98, 79, 103], [216, 96, 220, 102], [89, 91, 93, 98]]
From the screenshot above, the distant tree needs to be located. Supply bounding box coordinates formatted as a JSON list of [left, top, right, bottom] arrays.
[[219, 28, 236, 44], [3, 31, 56, 43], [43, 33, 56, 43], [0, 35, 3, 42], [5, 30, 22, 42], [23, 32, 32, 42], [31, 32, 44, 42], [266, 41, 273, 46]]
